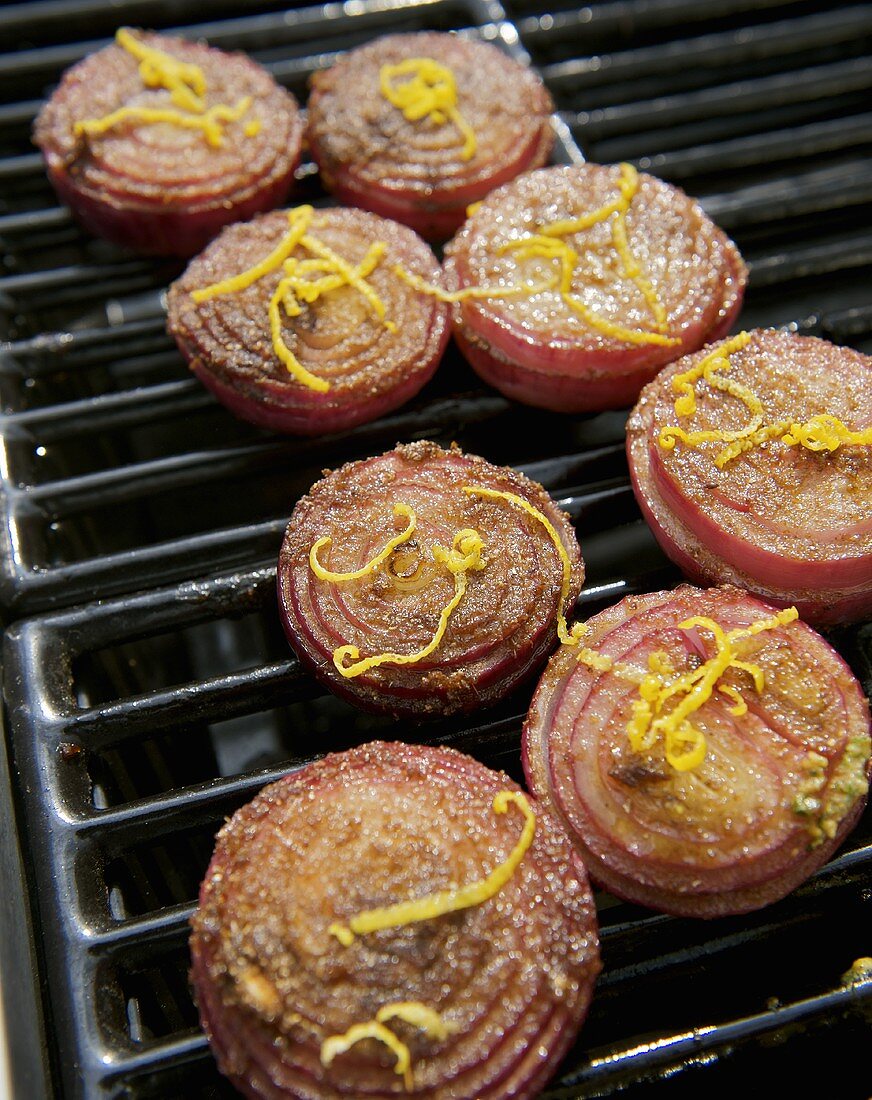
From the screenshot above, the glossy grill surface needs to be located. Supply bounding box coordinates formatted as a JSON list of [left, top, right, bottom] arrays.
[[0, 1, 871, 1097]]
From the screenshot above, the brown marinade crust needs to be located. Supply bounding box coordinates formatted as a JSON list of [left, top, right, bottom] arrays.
[[167, 208, 447, 398], [278, 441, 585, 716], [190, 741, 601, 1099], [34, 33, 300, 206], [307, 32, 553, 192]]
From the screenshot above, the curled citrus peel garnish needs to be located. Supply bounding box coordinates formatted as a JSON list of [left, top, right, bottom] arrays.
[[575, 607, 799, 772], [659, 332, 872, 466], [461, 485, 584, 645], [75, 29, 258, 148], [328, 790, 535, 945], [397, 163, 676, 345], [331, 526, 486, 678], [191, 206, 394, 392], [310, 503, 416, 582], [380, 57, 476, 160], [321, 1001, 454, 1091]]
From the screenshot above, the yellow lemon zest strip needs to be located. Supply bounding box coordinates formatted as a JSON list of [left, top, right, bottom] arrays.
[[268, 278, 330, 393], [328, 791, 535, 944], [309, 504, 416, 582], [579, 609, 798, 771], [299, 236, 396, 332], [192, 207, 315, 302], [502, 234, 679, 347], [380, 57, 476, 160], [331, 528, 486, 678], [461, 484, 585, 646], [541, 192, 628, 237], [116, 28, 207, 112], [191, 206, 393, 391], [539, 163, 673, 336], [562, 290, 680, 346], [321, 1021, 413, 1090], [399, 165, 675, 342], [608, 164, 669, 331], [376, 1002, 455, 1042], [624, 607, 799, 772], [660, 331, 753, 427], [74, 96, 252, 147], [782, 414, 872, 453], [658, 333, 872, 467], [321, 1002, 453, 1092], [393, 264, 557, 303], [712, 421, 793, 467], [717, 683, 748, 716]]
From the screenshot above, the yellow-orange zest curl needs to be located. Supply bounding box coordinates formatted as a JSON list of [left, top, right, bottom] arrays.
[[380, 57, 476, 160], [576, 606, 800, 772], [190, 206, 394, 392], [321, 1002, 453, 1092], [331, 527, 487, 678], [462, 484, 585, 645], [400, 163, 676, 345], [659, 333, 872, 466], [75, 29, 258, 147], [309, 503, 416, 582], [328, 791, 535, 945]]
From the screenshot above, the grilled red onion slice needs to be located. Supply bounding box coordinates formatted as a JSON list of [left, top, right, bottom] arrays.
[[523, 585, 871, 918], [277, 442, 584, 716], [306, 33, 554, 241], [167, 208, 449, 435], [443, 164, 746, 412], [627, 329, 872, 626], [190, 742, 600, 1100], [33, 32, 302, 256]]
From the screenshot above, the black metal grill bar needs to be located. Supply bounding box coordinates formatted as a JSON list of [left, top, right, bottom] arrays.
[[514, 0, 809, 41], [0, 0, 291, 38], [6, 381, 209, 436], [563, 982, 872, 1090], [567, 57, 872, 142], [0, 260, 165, 296], [635, 111, 872, 181], [699, 161, 872, 229], [0, 151, 42, 178], [0, 206, 72, 234], [745, 234, 872, 289], [0, 0, 472, 81], [540, 6, 872, 91]]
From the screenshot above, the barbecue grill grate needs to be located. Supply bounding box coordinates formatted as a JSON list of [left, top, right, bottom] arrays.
[[1, 1, 871, 1097]]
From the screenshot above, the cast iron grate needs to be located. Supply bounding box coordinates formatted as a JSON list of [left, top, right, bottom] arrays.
[[0, 0, 871, 1098]]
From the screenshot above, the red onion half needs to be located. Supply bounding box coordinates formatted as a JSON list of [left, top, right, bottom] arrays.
[[167, 208, 449, 435], [523, 585, 871, 918], [443, 164, 746, 412], [627, 329, 872, 626], [306, 33, 554, 241], [33, 31, 302, 256], [277, 442, 584, 716], [190, 742, 601, 1099]]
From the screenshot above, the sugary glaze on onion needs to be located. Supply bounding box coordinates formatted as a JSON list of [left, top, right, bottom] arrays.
[[523, 584, 871, 918], [33, 29, 303, 256], [277, 442, 584, 716], [166, 207, 450, 435], [627, 329, 872, 626], [306, 33, 554, 241], [441, 163, 746, 412], [190, 742, 601, 1099]]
